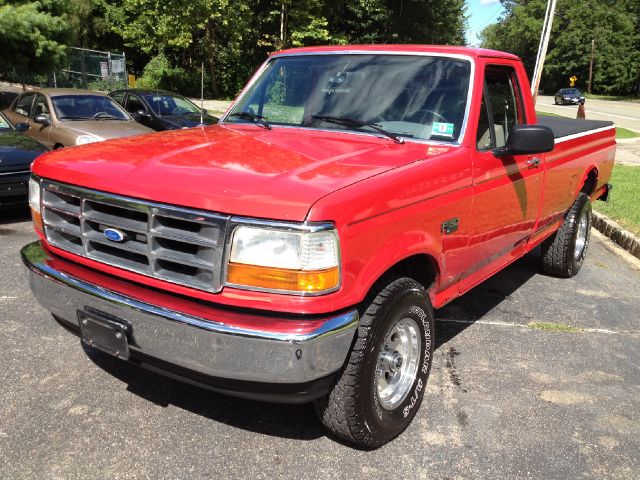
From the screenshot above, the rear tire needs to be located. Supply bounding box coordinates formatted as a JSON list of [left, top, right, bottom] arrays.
[[315, 277, 434, 449], [541, 193, 592, 278]]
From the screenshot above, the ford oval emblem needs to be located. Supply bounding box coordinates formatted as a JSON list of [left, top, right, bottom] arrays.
[[104, 228, 126, 242]]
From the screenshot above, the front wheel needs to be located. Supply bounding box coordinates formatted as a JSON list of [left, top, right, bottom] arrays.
[[541, 193, 592, 277], [315, 277, 434, 449]]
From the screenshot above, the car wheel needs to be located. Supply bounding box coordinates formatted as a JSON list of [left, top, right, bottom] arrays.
[[315, 277, 434, 449], [541, 193, 592, 278], [554, 97, 559, 105]]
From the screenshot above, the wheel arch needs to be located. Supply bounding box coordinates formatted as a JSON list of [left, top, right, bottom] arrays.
[[579, 167, 599, 196], [360, 251, 440, 307]]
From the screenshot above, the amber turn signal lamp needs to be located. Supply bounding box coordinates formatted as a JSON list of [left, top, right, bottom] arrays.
[[31, 209, 44, 233], [227, 263, 339, 293]]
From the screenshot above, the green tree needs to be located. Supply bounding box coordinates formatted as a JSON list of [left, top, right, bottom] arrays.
[[479, 0, 640, 95], [0, 0, 72, 86]]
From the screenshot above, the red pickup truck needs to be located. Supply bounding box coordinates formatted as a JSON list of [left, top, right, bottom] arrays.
[[22, 45, 615, 448]]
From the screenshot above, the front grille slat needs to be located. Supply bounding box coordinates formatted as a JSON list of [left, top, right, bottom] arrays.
[[41, 180, 228, 293]]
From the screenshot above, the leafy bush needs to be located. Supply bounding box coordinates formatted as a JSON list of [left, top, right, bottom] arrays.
[[137, 53, 210, 97]]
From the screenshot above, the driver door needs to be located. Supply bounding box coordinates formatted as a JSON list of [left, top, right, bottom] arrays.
[[460, 64, 544, 291]]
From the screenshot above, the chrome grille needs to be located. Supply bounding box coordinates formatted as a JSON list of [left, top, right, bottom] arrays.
[[41, 180, 229, 292]]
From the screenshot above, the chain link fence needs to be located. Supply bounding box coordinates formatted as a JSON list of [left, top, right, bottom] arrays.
[[0, 47, 127, 96]]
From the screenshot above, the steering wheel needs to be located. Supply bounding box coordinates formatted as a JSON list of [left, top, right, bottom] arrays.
[[418, 110, 449, 124], [171, 107, 191, 115], [92, 111, 111, 119]]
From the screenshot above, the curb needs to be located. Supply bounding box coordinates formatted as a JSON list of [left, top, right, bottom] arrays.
[[591, 211, 640, 259]]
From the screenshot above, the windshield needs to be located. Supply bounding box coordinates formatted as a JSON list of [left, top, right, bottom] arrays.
[[563, 89, 580, 95], [142, 93, 201, 116], [52, 95, 130, 121], [225, 54, 471, 142]]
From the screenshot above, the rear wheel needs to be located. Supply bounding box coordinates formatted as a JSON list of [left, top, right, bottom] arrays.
[[315, 277, 434, 449], [541, 193, 592, 278]]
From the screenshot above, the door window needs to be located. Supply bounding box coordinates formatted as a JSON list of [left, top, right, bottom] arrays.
[[476, 66, 525, 150], [126, 94, 146, 114], [32, 94, 51, 121], [110, 92, 125, 106], [14, 93, 36, 117]]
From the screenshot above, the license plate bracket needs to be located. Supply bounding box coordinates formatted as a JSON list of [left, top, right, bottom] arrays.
[[78, 309, 131, 360]]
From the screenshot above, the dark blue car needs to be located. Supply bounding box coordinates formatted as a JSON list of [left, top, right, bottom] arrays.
[[0, 112, 48, 209], [554, 88, 586, 105], [109, 89, 219, 131]]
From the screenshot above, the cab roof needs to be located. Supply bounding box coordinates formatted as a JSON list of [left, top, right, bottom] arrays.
[[273, 44, 520, 61]]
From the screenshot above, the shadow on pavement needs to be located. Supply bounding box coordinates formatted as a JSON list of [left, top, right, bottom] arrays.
[[83, 344, 325, 441], [0, 206, 31, 228], [435, 247, 541, 348], [81, 247, 541, 442]]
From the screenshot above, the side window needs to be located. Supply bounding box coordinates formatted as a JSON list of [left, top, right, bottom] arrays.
[[32, 94, 51, 120], [14, 93, 36, 117], [125, 94, 145, 114], [476, 66, 525, 150], [110, 92, 125, 106]]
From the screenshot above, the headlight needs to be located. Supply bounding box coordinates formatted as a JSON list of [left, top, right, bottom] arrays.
[[227, 226, 340, 294], [75, 134, 102, 145], [28, 177, 43, 232]]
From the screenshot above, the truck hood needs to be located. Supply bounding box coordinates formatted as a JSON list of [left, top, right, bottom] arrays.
[[33, 124, 455, 221]]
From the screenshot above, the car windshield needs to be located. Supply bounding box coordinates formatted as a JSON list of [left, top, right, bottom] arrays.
[[225, 54, 472, 142], [0, 113, 11, 130], [51, 95, 130, 121], [563, 89, 580, 95], [142, 93, 201, 116]]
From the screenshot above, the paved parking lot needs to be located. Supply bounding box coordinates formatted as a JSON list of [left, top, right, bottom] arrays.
[[1, 208, 639, 480]]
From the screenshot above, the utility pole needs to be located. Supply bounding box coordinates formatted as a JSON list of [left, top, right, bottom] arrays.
[[587, 39, 595, 95], [531, 0, 557, 105]]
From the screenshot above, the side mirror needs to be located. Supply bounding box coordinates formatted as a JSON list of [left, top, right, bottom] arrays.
[[493, 125, 554, 157], [15, 122, 29, 132], [33, 114, 49, 125], [133, 110, 150, 121]]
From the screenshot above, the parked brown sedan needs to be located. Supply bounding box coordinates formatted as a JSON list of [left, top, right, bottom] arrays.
[[3, 89, 153, 149]]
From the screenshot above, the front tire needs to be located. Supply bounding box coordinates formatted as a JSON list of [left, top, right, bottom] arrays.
[[315, 277, 434, 449], [541, 193, 592, 277]]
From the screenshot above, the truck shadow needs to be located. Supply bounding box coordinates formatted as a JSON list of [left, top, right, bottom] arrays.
[[434, 247, 541, 348], [83, 248, 541, 443]]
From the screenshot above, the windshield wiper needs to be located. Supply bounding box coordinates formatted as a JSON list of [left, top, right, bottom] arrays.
[[311, 115, 404, 144], [59, 116, 89, 121], [228, 111, 271, 130]]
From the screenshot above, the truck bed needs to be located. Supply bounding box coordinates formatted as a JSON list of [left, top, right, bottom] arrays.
[[538, 116, 614, 139]]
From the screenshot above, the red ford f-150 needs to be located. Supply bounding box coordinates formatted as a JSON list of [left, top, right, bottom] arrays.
[[22, 45, 615, 448]]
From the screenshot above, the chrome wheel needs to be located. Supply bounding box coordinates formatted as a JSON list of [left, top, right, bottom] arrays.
[[574, 210, 589, 260], [376, 317, 422, 410]]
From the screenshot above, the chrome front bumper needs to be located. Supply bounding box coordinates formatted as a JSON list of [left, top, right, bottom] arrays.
[[22, 241, 358, 390]]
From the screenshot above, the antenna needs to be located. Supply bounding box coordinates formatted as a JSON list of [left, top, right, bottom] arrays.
[[200, 62, 204, 125]]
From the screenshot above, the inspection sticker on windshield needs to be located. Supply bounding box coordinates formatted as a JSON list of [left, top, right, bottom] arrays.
[[432, 122, 454, 138]]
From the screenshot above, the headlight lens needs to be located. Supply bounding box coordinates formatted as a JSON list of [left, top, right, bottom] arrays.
[[227, 226, 340, 294], [75, 134, 102, 145], [28, 177, 43, 232]]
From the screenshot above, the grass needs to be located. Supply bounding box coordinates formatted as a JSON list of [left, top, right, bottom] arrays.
[[593, 164, 640, 236], [615, 127, 640, 139], [536, 110, 640, 139], [585, 93, 640, 103], [527, 321, 582, 333]]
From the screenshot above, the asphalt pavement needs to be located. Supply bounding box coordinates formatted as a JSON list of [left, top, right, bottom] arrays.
[[536, 96, 640, 132], [1, 208, 639, 480]]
